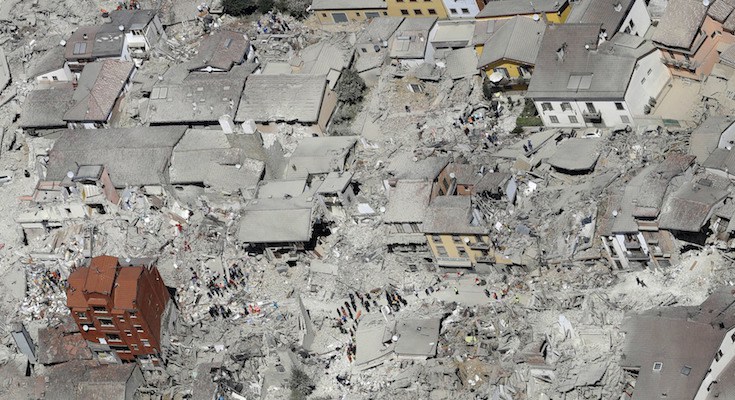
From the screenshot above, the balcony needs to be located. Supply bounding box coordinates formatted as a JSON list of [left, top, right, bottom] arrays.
[[582, 110, 602, 122], [661, 57, 699, 72]]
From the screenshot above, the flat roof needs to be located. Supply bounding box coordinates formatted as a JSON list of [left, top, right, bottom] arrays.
[[19, 83, 75, 129], [383, 180, 432, 223], [236, 74, 328, 123], [389, 17, 437, 59], [237, 199, 314, 243], [477, 0, 567, 18], [547, 138, 600, 172]]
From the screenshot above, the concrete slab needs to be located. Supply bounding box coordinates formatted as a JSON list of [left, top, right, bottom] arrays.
[[652, 78, 700, 122]]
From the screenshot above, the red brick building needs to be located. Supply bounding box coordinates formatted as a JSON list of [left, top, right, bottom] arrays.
[[66, 256, 171, 363]]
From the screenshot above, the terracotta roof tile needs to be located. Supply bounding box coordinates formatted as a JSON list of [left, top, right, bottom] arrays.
[[113, 267, 142, 310]]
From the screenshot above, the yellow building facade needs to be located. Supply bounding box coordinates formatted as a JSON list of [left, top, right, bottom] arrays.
[[474, 0, 570, 23], [426, 233, 493, 268], [386, 0, 448, 19], [314, 9, 388, 24], [482, 60, 529, 77]]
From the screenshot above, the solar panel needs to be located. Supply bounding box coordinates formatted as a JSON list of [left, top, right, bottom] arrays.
[[73, 42, 87, 55], [567, 74, 593, 90], [579, 75, 593, 90]]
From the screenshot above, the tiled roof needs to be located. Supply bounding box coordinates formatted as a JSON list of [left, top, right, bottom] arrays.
[[526, 23, 636, 100], [236, 74, 328, 123], [652, 0, 708, 49], [189, 30, 250, 71], [478, 16, 546, 68], [113, 267, 142, 310], [64, 60, 134, 122], [84, 255, 118, 295]]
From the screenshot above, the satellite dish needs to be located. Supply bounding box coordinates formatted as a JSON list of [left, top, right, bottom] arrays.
[[703, 0, 710, 5], [66, 171, 74, 179], [60, 40, 67, 46], [118, 25, 125, 32], [585, 44, 590, 49], [83, 325, 89, 331], [533, 13, 540, 21]]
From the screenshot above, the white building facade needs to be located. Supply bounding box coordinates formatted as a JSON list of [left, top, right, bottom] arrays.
[[619, 0, 652, 37], [441, 0, 481, 18], [624, 49, 671, 117]]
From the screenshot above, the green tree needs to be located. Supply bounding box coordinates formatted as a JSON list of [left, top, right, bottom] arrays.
[[258, 0, 275, 13], [277, 0, 311, 17], [335, 69, 366, 105], [289, 367, 315, 400], [223, 0, 256, 16]]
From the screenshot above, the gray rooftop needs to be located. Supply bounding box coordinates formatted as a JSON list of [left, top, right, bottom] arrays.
[[294, 41, 353, 76], [567, 0, 634, 34], [46, 127, 187, 187], [383, 180, 433, 223], [147, 64, 254, 124], [394, 318, 441, 358], [256, 179, 308, 199], [356, 17, 405, 44], [386, 152, 449, 181], [284, 136, 358, 178], [703, 147, 735, 174], [423, 196, 485, 234], [430, 20, 476, 47], [169, 129, 265, 194], [526, 23, 637, 100], [477, 16, 546, 68], [689, 117, 735, 162], [659, 177, 729, 232], [600, 32, 657, 59], [64, 60, 135, 122], [621, 288, 735, 400], [547, 138, 600, 172], [708, 0, 735, 22], [237, 198, 314, 243], [445, 47, 479, 80], [721, 43, 735, 67], [315, 171, 353, 194], [476, 0, 567, 18], [189, 30, 250, 72], [472, 19, 507, 46], [236, 74, 328, 123], [311, 0, 386, 10], [651, 0, 708, 50], [19, 83, 75, 129], [105, 9, 158, 33], [27, 45, 66, 78], [389, 17, 437, 60]]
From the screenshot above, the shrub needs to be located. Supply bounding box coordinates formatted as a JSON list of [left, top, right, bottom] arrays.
[[515, 116, 543, 127], [277, 0, 311, 17], [289, 368, 315, 400], [336, 69, 366, 104], [258, 0, 275, 13], [223, 0, 256, 16]]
